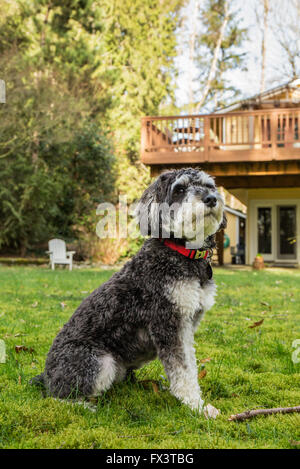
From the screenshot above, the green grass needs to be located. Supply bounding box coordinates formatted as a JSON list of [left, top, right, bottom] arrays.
[[0, 265, 299, 449]]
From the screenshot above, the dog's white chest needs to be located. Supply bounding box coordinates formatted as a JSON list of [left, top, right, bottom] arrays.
[[168, 279, 216, 318]]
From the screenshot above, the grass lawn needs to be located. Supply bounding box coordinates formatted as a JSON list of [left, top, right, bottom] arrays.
[[0, 265, 299, 449]]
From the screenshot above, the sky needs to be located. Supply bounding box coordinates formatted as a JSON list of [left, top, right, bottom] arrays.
[[174, 0, 296, 110]]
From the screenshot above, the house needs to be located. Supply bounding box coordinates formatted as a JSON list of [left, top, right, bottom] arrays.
[[140, 79, 300, 266], [223, 205, 246, 264]]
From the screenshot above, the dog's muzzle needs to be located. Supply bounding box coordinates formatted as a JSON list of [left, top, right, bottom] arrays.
[[203, 194, 217, 208]]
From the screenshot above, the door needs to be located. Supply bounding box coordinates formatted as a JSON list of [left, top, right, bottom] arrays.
[[277, 206, 297, 260], [257, 207, 272, 258]]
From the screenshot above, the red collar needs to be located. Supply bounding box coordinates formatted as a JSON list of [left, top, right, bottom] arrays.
[[161, 239, 210, 260]]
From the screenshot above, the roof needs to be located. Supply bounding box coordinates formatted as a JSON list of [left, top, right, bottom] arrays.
[[225, 206, 247, 219], [216, 78, 300, 113]]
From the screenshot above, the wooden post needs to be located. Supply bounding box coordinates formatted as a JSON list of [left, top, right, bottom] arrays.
[[216, 229, 224, 266], [0, 80, 5, 103], [271, 111, 278, 160], [204, 115, 210, 162], [141, 118, 150, 157]]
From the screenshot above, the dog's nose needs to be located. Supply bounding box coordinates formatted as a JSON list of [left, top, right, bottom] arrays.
[[203, 194, 217, 207]]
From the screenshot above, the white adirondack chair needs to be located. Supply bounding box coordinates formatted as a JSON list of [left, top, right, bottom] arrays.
[[47, 239, 75, 271]]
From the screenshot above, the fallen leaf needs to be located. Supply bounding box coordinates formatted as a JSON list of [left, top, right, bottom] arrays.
[[198, 369, 207, 379], [139, 379, 160, 393], [203, 404, 220, 419], [260, 301, 272, 310], [249, 319, 264, 329], [151, 381, 159, 393], [200, 357, 212, 363], [88, 396, 99, 405], [60, 302, 67, 309], [31, 301, 38, 308], [18, 375, 21, 385], [15, 345, 35, 354], [290, 440, 300, 446]]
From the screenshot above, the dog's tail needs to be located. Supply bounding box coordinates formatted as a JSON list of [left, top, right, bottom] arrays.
[[30, 373, 45, 389]]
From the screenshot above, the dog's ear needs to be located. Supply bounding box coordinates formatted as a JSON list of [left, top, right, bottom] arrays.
[[135, 171, 174, 236], [218, 211, 227, 231], [155, 171, 174, 203]]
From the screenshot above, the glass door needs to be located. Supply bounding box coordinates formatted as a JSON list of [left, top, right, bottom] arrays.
[[257, 207, 272, 256], [277, 206, 297, 260]]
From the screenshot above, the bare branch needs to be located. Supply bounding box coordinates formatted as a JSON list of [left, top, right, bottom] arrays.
[[195, 0, 229, 113], [260, 0, 269, 93], [229, 405, 300, 422]]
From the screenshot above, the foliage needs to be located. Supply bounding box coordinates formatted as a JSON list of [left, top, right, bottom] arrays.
[[0, 266, 299, 448], [0, 54, 115, 255], [0, 0, 184, 256]]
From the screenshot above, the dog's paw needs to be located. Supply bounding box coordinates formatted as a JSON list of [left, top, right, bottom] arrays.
[[203, 403, 220, 419]]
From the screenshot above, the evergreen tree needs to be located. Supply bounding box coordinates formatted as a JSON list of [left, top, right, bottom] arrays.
[[0, 0, 185, 254], [99, 0, 184, 200], [0, 54, 115, 255]]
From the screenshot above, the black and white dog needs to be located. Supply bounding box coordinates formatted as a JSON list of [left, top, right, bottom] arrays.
[[31, 168, 226, 416]]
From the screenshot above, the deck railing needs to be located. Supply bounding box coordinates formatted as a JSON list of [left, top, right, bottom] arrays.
[[141, 108, 300, 164]]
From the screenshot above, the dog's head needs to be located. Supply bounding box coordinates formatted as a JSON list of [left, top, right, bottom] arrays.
[[135, 168, 226, 247]]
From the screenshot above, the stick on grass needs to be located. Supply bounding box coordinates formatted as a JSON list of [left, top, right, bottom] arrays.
[[229, 405, 300, 422]]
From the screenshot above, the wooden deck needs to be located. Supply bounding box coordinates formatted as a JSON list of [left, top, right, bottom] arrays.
[[141, 108, 300, 165]]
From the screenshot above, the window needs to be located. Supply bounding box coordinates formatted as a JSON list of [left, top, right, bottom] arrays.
[[278, 206, 296, 259], [258, 207, 272, 254]]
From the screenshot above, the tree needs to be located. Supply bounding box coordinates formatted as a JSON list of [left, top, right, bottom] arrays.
[[270, 0, 300, 80], [0, 0, 185, 257], [260, 0, 270, 93], [99, 0, 184, 200], [191, 0, 247, 112], [0, 54, 115, 255], [4, 0, 184, 202]]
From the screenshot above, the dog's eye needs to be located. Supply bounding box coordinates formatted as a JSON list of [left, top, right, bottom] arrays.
[[206, 183, 215, 190], [174, 185, 185, 194]]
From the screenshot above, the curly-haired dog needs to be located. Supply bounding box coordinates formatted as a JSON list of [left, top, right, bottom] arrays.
[[31, 168, 226, 415]]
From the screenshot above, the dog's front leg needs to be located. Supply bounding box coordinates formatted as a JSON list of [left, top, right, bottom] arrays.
[[156, 317, 204, 413], [160, 346, 204, 412], [150, 318, 203, 411], [166, 351, 204, 412]]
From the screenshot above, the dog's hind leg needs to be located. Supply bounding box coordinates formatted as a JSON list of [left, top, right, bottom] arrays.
[[43, 343, 124, 398], [91, 353, 126, 396], [30, 373, 46, 389]]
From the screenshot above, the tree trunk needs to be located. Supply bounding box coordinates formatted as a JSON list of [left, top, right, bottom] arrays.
[[188, 0, 199, 113], [195, 0, 229, 113], [216, 229, 224, 266], [260, 0, 269, 93], [20, 242, 27, 257]]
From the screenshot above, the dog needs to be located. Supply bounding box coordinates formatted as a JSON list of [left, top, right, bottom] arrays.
[[31, 168, 226, 416]]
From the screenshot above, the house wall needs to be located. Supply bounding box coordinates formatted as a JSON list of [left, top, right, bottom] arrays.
[[246, 188, 300, 265], [224, 211, 238, 264]]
